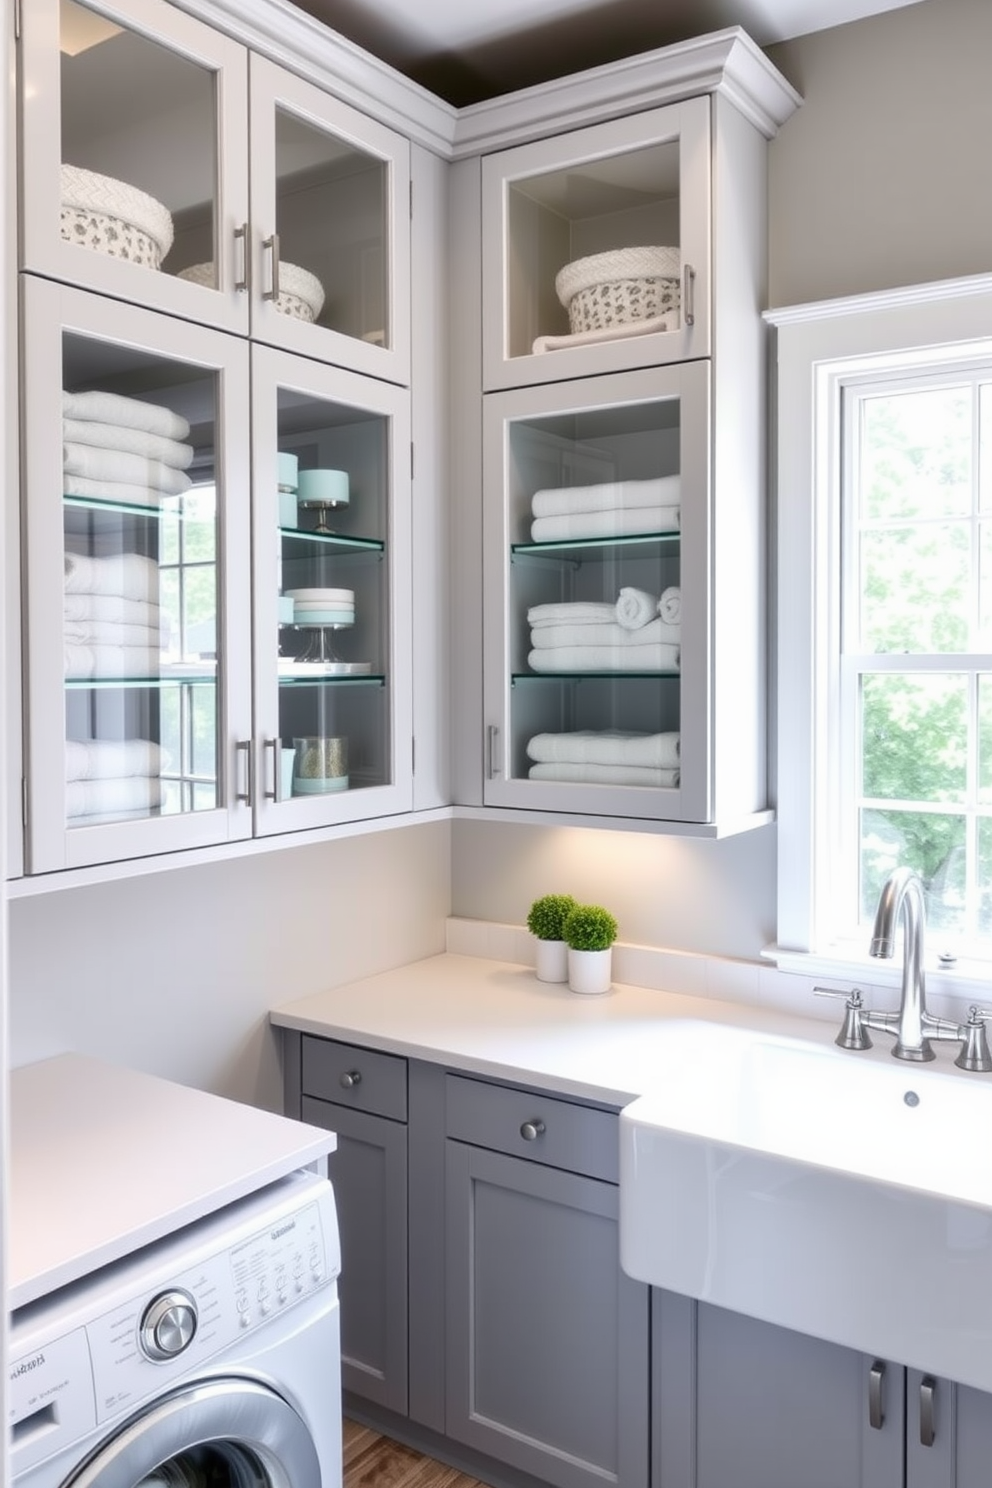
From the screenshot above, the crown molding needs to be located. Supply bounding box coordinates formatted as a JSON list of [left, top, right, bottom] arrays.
[[451, 27, 801, 158], [764, 272, 992, 326]]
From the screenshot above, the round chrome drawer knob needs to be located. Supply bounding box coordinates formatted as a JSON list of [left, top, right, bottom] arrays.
[[140, 1289, 198, 1361], [520, 1119, 546, 1141], [339, 1070, 362, 1089]]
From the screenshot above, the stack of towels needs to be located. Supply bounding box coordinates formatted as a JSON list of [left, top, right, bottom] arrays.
[[527, 584, 681, 673], [64, 551, 164, 679], [530, 475, 680, 543], [66, 738, 164, 821], [63, 388, 194, 508], [527, 730, 680, 788]]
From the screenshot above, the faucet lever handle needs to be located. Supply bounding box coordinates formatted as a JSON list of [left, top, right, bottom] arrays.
[[814, 986, 872, 1051], [955, 1006, 992, 1073]]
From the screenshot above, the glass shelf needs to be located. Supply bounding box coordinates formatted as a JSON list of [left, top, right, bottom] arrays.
[[512, 670, 680, 684], [511, 532, 680, 560], [281, 527, 384, 554], [65, 667, 216, 690], [64, 494, 210, 521], [277, 672, 385, 688]]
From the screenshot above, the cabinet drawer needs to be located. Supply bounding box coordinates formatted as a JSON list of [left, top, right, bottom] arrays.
[[445, 1074, 617, 1183], [301, 1036, 407, 1122]]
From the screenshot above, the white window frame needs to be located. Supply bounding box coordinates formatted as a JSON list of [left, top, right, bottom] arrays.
[[766, 273, 992, 994]]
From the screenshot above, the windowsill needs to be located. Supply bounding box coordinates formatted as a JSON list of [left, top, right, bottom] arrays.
[[764, 941, 992, 1019]]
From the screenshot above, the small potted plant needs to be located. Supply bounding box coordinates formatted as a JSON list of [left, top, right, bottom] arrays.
[[526, 893, 577, 983], [562, 903, 618, 995]]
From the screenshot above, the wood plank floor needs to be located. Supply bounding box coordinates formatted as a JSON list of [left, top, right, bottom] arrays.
[[343, 1418, 488, 1488]]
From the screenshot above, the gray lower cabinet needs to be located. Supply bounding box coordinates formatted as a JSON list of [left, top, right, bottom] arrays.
[[444, 1074, 649, 1488], [298, 1036, 409, 1415], [654, 1292, 992, 1488]]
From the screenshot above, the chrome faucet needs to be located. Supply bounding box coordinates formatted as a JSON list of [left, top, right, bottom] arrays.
[[817, 866, 992, 1070]]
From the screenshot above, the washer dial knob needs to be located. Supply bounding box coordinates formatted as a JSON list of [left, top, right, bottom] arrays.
[[140, 1289, 198, 1361]]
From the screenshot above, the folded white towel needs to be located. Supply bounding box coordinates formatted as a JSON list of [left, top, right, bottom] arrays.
[[529, 762, 680, 787], [615, 587, 659, 629], [658, 586, 681, 624], [527, 730, 680, 769], [63, 418, 194, 470], [527, 602, 617, 627], [64, 620, 161, 649], [63, 474, 187, 508], [63, 593, 163, 628], [65, 643, 160, 679], [65, 738, 163, 782], [531, 476, 681, 519], [64, 552, 159, 601], [531, 505, 679, 543], [528, 643, 680, 673], [530, 618, 680, 649], [63, 389, 190, 442], [531, 311, 679, 355], [66, 776, 163, 819], [63, 442, 193, 495]]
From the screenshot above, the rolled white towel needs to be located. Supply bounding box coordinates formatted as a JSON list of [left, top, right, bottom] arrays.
[[531, 475, 681, 519], [63, 441, 193, 495], [530, 618, 680, 649], [65, 738, 163, 782], [63, 389, 190, 442], [63, 593, 164, 627], [528, 643, 680, 673], [63, 418, 194, 470], [527, 730, 680, 769], [615, 587, 659, 629], [64, 552, 159, 601], [658, 586, 681, 624], [527, 601, 617, 627], [531, 506, 679, 543], [64, 620, 161, 649], [64, 643, 160, 679], [66, 776, 163, 820], [529, 762, 680, 788]]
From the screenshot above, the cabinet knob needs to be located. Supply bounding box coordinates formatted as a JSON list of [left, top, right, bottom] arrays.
[[520, 1119, 545, 1141], [339, 1069, 362, 1089]]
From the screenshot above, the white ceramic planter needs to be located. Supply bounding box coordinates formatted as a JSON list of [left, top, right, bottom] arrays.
[[567, 947, 613, 995], [534, 938, 568, 983]]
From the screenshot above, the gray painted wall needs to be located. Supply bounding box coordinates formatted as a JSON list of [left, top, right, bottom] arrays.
[[9, 0, 988, 1098]]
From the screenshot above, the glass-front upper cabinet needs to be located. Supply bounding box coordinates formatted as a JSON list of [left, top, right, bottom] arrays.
[[250, 347, 412, 833], [21, 277, 253, 873], [482, 364, 711, 823], [19, 0, 411, 381], [481, 98, 711, 391]]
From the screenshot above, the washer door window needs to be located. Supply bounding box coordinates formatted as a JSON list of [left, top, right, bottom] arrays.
[[67, 1380, 321, 1488]]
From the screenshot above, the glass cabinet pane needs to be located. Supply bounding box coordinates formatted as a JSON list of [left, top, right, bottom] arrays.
[[61, 332, 221, 827], [272, 110, 388, 351], [59, 0, 218, 283], [273, 390, 392, 800]]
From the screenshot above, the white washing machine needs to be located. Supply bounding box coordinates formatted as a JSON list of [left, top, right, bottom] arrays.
[[9, 1168, 342, 1488]]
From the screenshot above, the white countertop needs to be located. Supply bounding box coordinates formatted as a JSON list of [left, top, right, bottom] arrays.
[[9, 1053, 337, 1310], [270, 952, 835, 1105]]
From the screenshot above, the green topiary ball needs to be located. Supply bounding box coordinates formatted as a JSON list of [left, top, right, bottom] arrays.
[[562, 903, 618, 951], [526, 893, 577, 941]]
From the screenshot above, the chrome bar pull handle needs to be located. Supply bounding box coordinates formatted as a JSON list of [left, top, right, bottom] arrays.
[[263, 233, 281, 302], [263, 738, 279, 802], [919, 1376, 936, 1447], [520, 1119, 545, 1141], [234, 223, 251, 293], [487, 724, 501, 779], [235, 740, 254, 806], [868, 1361, 885, 1430], [682, 262, 696, 327]]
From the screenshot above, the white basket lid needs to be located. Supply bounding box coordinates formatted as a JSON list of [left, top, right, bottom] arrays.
[[556, 246, 680, 306], [60, 164, 174, 257]]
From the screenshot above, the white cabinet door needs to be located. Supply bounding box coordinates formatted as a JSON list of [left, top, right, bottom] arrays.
[[248, 57, 411, 387], [20, 0, 251, 336], [22, 277, 253, 871], [250, 346, 413, 832], [482, 363, 712, 823], [481, 97, 711, 392]]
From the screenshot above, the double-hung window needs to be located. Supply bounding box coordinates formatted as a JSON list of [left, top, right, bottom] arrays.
[[768, 276, 992, 986]]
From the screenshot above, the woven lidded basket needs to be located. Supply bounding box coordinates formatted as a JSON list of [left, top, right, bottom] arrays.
[[178, 259, 325, 323], [60, 165, 174, 269], [555, 246, 680, 334]]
